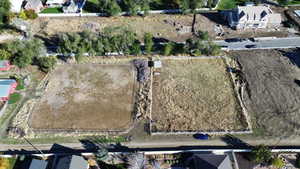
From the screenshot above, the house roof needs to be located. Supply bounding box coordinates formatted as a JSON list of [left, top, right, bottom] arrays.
[[25, 0, 43, 10], [236, 5, 273, 21], [9, 0, 23, 12], [0, 61, 9, 68], [29, 159, 48, 169], [46, 0, 66, 4], [0, 79, 16, 97], [56, 155, 88, 169], [187, 154, 233, 169]]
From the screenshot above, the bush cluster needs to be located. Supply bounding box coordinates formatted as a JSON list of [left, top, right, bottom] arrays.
[[0, 38, 56, 72], [58, 27, 142, 61], [96, 0, 206, 16], [19, 10, 38, 20], [0, 0, 11, 26]]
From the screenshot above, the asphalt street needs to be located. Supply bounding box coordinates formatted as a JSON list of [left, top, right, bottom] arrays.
[[215, 37, 300, 50]]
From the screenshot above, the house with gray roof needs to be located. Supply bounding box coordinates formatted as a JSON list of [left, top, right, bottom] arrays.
[[185, 154, 233, 169], [29, 159, 48, 169], [56, 155, 89, 169], [220, 4, 282, 29]]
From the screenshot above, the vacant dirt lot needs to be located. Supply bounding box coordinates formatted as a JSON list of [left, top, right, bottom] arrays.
[[30, 13, 290, 42], [231, 49, 300, 137], [29, 64, 136, 131], [151, 58, 247, 132]]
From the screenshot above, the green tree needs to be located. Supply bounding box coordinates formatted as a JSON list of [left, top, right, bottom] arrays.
[[98, 0, 121, 16], [163, 42, 174, 56], [0, 49, 11, 60], [130, 40, 141, 55], [36, 56, 57, 72], [249, 145, 272, 164], [198, 30, 209, 41], [144, 33, 153, 54], [271, 157, 284, 168], [3, 38, 46, 68], [0, 0, 11, 25]]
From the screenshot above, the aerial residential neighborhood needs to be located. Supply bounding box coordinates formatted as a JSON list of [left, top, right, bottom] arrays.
[[0, 0, 300, 168]]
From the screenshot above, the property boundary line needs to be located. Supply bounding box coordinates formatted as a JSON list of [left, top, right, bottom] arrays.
[[149, 56, 252, 136], [21, 63, 137, 136]]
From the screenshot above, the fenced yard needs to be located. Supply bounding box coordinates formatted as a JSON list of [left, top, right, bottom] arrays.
[[151, 58, 248, 133], [29, 64, 136, 131]]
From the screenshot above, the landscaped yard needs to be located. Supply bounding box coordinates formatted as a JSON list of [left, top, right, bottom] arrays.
[[151, 58, 248, 132], [29, 64, 136, 131], [40, 7, 63, 14]]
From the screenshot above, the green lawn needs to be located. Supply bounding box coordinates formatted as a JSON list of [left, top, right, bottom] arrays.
[[8, 158, 17, 169], [41, 7, 63, 13], [217, 0, 237, 10], [8, 93, 22, 104], [287, 0, 300, 5]]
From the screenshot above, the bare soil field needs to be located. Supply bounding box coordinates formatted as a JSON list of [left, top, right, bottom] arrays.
[[151, 58, 248, 132], [231, 49, 300, 137], [29, 64, 136, 131], [30, 13, 290, 42]]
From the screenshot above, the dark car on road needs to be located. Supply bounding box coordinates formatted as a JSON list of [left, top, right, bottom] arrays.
[[225, 38, 247, 43], [245, 44, 257, 48], [193, 133, 209, 140]]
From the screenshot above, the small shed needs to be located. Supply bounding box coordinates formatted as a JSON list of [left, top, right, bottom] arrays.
[[149, 60, 162, 68], [29, 159, 48, 169]]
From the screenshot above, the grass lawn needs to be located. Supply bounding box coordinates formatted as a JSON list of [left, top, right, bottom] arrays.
[[8, 158, 17, 169], [8, 93, 22, 104], [217, 0, 237, 10], [41, 7, 63, 13], [287, 0, 300, 5]]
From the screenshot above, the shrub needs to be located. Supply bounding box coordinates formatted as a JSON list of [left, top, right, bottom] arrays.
[[198, 31, 209, 41], [36, 56, 57, 72], [98, 0, 121, 16], [0, 49, 11, 60], [271, 157, 284, 168], [130, 40, 141, 55], [24, 10, 38, 20], [0, 0, 11, 25], [163, 42, 174, 56], [144, 33, 153, 54], [249, 145, 272, 164], [0, 158, 10, 169], [18, 11, 27, 20], [3, 38, 46, 68], [8, 93, 21, 104]]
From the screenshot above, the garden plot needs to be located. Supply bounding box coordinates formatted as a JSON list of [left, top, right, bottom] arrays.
[[29, 64, 136, 131], [231, 49, 300, 137], [151, 58, 248, 133]]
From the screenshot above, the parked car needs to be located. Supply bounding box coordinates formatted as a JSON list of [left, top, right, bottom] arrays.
[[225, 38, 247, 43], [245, 44, 257, 48], [193, 133, 209, 140]]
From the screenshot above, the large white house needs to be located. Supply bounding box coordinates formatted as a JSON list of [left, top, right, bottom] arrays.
[[221, 5, 282, 29]]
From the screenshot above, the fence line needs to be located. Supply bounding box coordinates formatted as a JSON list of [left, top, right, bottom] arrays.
[[38, 8, 212, 17]]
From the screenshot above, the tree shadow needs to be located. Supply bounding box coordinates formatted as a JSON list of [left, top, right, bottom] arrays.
[[221, 134, 252, 148], [83, 1, 99, 13], [199, 12, 228, 26], [295, 79, 300, 86]]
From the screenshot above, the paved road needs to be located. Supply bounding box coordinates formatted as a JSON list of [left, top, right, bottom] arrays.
[[215, 37, 300, 50]]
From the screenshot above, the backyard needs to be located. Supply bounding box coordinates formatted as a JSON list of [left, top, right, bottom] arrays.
[[151, 58, 248, 132], [29, 64, 136, 131]]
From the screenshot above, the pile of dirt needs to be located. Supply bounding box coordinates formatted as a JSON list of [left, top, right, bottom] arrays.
[[232, 49, 300, 137]]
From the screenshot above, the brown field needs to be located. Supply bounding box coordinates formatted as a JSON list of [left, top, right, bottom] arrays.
[[29, 64, 136, 131], [151, 58, 248, 132], [30, 13, 289, 42], [232, 49, 300, 137]]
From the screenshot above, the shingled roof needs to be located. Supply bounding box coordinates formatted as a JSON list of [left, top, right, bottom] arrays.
[[186, 154, 233, 169]]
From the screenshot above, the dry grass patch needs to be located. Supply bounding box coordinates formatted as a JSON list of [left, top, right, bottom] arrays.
[[29, 64, 136, 131], [151, 58, 247, 132]]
